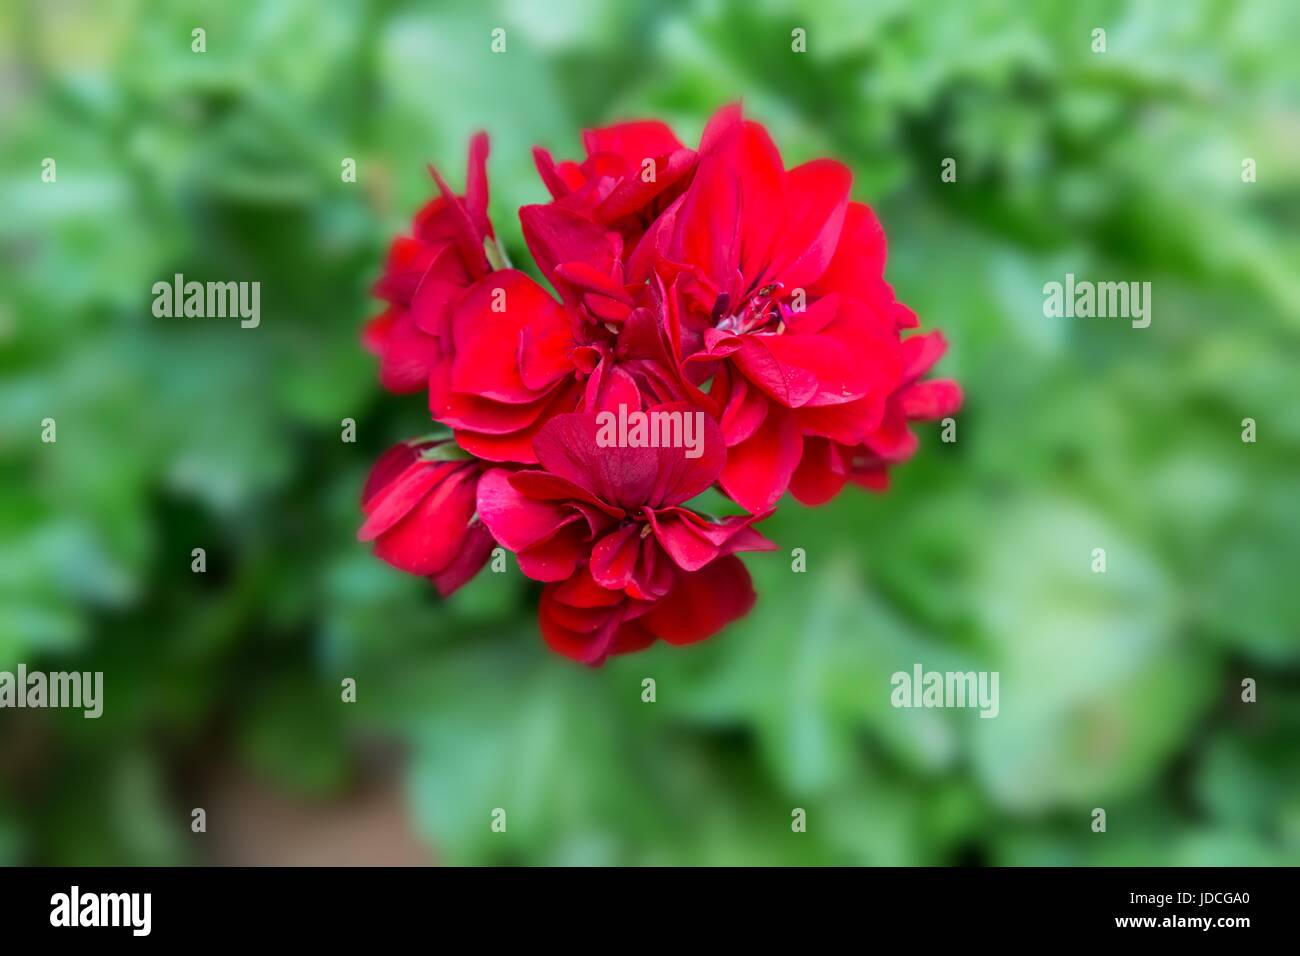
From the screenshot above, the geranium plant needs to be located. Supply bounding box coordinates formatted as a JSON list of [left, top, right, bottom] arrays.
[[360, 105, 960, 665]]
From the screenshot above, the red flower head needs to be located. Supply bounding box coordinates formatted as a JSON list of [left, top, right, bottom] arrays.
[[476, 405, 774, 664], [358, 438, 495, 596], [532, 119, 698, 255], [519, 110, 749, 329], [429, 113, 752, 465], [640, 105, 957, 512], [363, 134, 496, 393], [359, 107, 961, 666]]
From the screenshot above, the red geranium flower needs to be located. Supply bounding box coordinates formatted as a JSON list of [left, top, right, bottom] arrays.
[[428, 111, 752, 465], [476, 405, 774, 664], [358, 438, 495, 596], [532, 118, 698, 256], [363, 134, 495, 394], [641, 106, 955, 512], [359, 106, 961, 666], [520, 108, 743, 326]]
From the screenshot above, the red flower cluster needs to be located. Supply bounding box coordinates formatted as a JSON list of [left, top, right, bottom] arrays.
[[360, 106, 961, 665]]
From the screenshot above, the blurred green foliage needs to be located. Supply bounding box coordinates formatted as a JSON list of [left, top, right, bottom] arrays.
[[1, 0, 1298, 865]]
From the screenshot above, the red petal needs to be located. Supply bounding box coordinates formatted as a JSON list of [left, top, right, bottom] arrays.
[[732, 336, 819, 408], [898, 379, 962, 420], [641, 555, 756, 646], [359, 459, 455, 542], [900, 330, 949, 385], [807, 201, 888, 299], [360, 442, 420, 508], [475, 468, 573, 553], [539, 594, 621, 664], [424, 160, 489, 276], [795, 394, 883, 445], [519, 204, 622, 301], [430, 522, 495, 597], [766, 158, 852, 290], [611, 620, 657, 656], [596, 148, 695, 222], [551, 567, 626, 608], [517, 320, 575, 392], [429, 364, 556, 435], [732, 122, 786, 286], [532, 146, 573, 199], [649, 509, 774, 572], [515, 522, 588, 582], [371, 466, 478, 576], [582, 119, 685, 165], [538, 570, 636, 665], [789, 437, 849, 506], [850, 467, 890, 492], [589, 523, 642, 590], [449, 380, 583, 465], [718, 405, 803, 513], [532, 413, 656, 508], [645, 403, 727, 505], [450, 270, 569, 404], [714, 370, 768, 446], [670, 145, 742, 288], [362, 309, 394, 356], [861, 406, 919, 462], [698, 103, 742, 153], [585, 358, 643, 416], [508, 470, 617, 516], [464, 132, 491, 236], [378, 312, 443, 394]]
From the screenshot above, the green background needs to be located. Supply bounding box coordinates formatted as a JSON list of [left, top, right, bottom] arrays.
[[1, 0, 1297, 865]]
